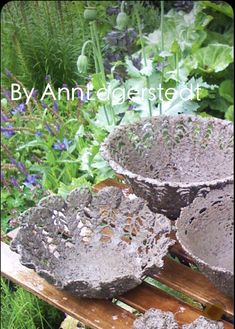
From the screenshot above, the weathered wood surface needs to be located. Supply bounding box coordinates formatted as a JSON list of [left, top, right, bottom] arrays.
[[154, 257, 234, 318]]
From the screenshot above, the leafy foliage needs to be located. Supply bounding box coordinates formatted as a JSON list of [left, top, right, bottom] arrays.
[[1, 1, 113, 93], [1, 278, 64, 329]]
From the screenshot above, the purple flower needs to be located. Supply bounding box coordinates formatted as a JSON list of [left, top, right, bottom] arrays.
[[32, 89, 38, 98], [41, 100, 47, 109], [1, 112, 9, 122], [53, 101, 59, 112], [24, 174, 39, 188], [82, 93, 89, 103], [128, 104, 135, 111], [35, 131, 43, 137], [156, 61, 168, 72], [11, 103, 26, 115], [53, 138, 72, 151], [45, 123, 54, 135], [10, 159, 27, 174], [10, 176, 20, 188], [62, 83, 68, 88], [18, 162, 27, 173], [4, 90, 11, 101], [5, 68, 12, 78], [45, 75, 51, 82], [1, 125, 15, 137]]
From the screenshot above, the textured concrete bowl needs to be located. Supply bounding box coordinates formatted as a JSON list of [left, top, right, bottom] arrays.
[[182, 316, 224, 328], [133, 308, 178, 329], [176, 184, 234, 298], [133, 309, 224, 329], [101, 115, 233, 220], [132, 310, 224, 329], [11, 187, 174, 299]]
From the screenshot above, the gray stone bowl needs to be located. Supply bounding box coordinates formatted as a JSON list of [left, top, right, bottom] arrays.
[[11, 187, 174, 299], [176, 184, 234, 298], [132, 309, 224, 329], [133, 308, 179, 329], [101, 115, 233, 220], [182, 316, 224, 329]]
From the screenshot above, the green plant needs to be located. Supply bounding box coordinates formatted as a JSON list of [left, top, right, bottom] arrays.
[[1, 77, 115, 232], [1, 278, 64, 329], [1, 0, 233, 235], [1, 1, 113, 93]]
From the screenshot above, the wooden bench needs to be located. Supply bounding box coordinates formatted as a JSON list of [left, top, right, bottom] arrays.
[[1, 179, 234, 329]]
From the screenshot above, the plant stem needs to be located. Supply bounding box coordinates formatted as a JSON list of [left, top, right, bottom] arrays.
[[160, 1, 164, 52], [160, 0, 165, 115], [81, 40, 94, 56], [121, 1, 125, 13], [135, 7, 152, 117], [91, 22, 106, 82], [89, 25, 99, 73], [89, 22, 111, 125], [175, 52, 179, 82]]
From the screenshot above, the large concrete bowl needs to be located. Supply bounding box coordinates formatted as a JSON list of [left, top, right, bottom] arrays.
[[176, 184, 234, 298], [101, 115, 233, 220], [11, 187, 174, 299]]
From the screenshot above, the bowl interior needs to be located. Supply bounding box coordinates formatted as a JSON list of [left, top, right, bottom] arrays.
[[177, 186, 234, 272], [105, 116, 233, 184], [12, 187, 173, 287]]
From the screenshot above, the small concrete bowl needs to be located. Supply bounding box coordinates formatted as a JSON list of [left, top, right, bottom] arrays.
[[133, 308, 178, 329], [132, 309, 224, 329], [11, 187, 174, 299], [182, 316, 224, 329], [101, 115, 233, 220], [176, 184, 234, 298]]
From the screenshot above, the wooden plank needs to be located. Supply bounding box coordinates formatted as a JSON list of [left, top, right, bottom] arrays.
[[1, 242, 135, 329], [92, 178, 131, 193], [154, 257, 234, 318], [119, 282, 233, 329]]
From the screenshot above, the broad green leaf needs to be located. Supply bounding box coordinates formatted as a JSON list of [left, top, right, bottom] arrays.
[[225, 105, 234, 121], [125, 58, 141, 78], [193, 44, 233, 73], [200, 1, 233, 18], [219, 80, 234, 103]]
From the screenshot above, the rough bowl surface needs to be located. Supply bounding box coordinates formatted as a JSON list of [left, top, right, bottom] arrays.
[[182, 316, 224, 329], [101, 115, 233, 219], [132, 310, 224, 329], [133, 308, 178, 329], [11, 187, 174, 299], [176, 184, 234, 298]]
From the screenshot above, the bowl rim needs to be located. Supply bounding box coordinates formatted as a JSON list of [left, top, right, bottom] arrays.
[[175, 209, 234, 276], [100, 115, 234, 188]]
